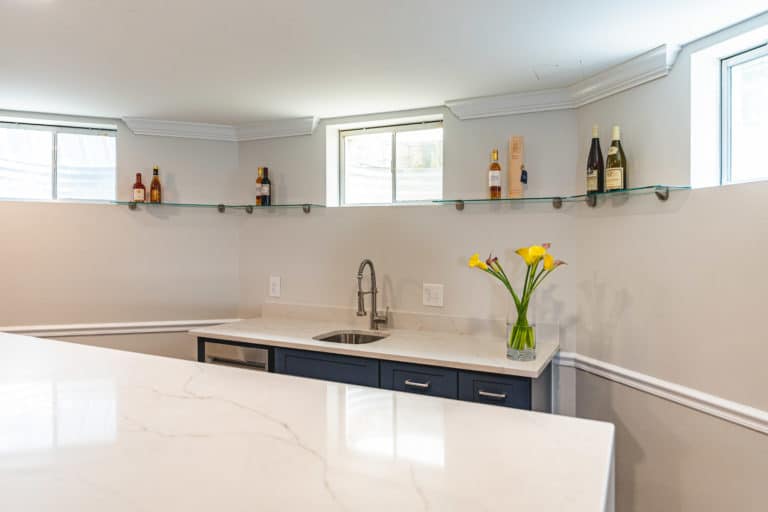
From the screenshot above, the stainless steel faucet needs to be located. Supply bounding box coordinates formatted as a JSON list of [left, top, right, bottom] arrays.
[[356, 259, 388, 330]]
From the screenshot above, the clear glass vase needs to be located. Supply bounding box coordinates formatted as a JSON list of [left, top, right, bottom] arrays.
[[506, 319, 536, 361]]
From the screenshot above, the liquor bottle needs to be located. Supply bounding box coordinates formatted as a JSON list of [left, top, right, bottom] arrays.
[[132, 173, 146, 202], [586, 125, 604, 193], [604, 126, 627, 191], [488, 149, 501, 199], [261, 167, 271, 206], [150, 166, 162, 203], [255, 167, 264, 206]]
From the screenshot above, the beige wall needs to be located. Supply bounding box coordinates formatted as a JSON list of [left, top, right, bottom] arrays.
[[57, 332, 198, 361], [573, 368, 768, 512], [0, 117, 242, 326]]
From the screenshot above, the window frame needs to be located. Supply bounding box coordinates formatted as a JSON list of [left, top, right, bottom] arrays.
[[339, 120, 443, 206], [0, 121, 117, 201], [720, 42, 768, 185]]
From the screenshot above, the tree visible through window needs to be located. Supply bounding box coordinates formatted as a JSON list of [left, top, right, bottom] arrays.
[[340, 122, 443, 205]]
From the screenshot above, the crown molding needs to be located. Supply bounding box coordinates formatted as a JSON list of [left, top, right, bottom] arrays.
[[122, 116, 318, 142], [122, 117, 237, 141], [235, 116, 317, 141], [555, 352, 768, 436], [446, 44, 682, 120]]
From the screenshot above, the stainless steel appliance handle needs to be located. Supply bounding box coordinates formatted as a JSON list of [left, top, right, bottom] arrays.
[[207, 357, 267, 370], [404, 379, 431, 389]]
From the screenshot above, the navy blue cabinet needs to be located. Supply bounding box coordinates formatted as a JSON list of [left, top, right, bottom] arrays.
[[273, 347, 380, 387], [380, 361, 458, 399], [458, 371, 532, 410], [199, 337, 551, 412]]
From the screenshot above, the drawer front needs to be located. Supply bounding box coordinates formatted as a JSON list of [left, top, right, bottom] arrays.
[[273, 348, 379, 387], [381, 361, 458, 399], [458, 371, 531, 409]]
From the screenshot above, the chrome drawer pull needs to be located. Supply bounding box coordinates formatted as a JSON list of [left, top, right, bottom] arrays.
[[404, 379, 431, 389], [478, 390, 507, 400]]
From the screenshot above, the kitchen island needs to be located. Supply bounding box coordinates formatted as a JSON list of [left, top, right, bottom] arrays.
[[0, 332, 614, 511]]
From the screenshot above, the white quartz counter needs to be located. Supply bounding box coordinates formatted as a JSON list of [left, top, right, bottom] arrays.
[[191, 317, 559, 378], [0, 332, 614, 511]]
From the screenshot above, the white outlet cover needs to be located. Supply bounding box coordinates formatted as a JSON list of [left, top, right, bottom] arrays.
[[422, 283, 444, 307], [269, 276, 281, 298]]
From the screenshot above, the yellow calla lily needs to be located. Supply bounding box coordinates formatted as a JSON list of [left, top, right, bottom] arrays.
[[468, 253, 489, 271], [515, 245, 547, 266], [543, 254, 555, 271]]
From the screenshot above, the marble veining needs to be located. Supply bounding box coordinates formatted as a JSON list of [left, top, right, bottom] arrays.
[[0, 332, 613, 511]]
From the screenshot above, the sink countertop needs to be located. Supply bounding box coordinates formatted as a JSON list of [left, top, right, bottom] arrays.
[[191, 316, 559, 378], [0, 332, 614, 512]]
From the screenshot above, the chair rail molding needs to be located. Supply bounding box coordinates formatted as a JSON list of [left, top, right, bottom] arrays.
[[555, 351, 768, 435], [446, 44, 682, 120], [0, 319, 241, 337], [123, 116, 317, 142]]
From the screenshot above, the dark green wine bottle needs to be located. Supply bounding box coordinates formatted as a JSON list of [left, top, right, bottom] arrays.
[[586, 124, 604, 193]]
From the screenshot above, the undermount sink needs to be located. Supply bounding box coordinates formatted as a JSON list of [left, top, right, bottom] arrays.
[[313, 330, 389, 344]]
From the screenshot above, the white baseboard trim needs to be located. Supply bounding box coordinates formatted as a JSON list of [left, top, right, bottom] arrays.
[[555, 352, 768, 435], [0, 319, 241, 338]]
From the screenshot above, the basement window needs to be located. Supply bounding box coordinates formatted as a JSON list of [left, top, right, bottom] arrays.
[[339, 121, 443, 205], [721, 43, 768, 185], [0, 121, 117, 201]]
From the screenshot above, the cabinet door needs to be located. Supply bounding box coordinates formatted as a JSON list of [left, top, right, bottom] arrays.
[[458, 371, 531, 410], [381, 361, 458, 399], [273, 348, 379, 387]]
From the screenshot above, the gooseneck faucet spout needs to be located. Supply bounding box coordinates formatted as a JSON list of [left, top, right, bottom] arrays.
[[356, 259, 388, 330]]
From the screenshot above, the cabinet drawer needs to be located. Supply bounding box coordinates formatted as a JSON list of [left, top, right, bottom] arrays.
[[381, 361, 458, 399], [458, 371, 531, 410], [273, 348, 379, 387]]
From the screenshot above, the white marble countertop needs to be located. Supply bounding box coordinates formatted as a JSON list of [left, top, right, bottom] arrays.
[[191, 317, 559, 378], [0, 332, 614, 511]]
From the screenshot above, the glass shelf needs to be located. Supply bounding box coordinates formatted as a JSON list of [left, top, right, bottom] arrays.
[[434, 185, 690, 210], [113, 201, 324, 214]]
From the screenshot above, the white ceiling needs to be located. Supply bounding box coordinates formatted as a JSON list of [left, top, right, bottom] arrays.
[[0, 0, 765, 125]]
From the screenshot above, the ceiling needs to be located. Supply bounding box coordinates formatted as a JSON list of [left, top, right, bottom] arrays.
[[0, 0, 765, 125]]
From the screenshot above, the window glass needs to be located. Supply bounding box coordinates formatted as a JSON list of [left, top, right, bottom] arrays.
[[341, 122, 443, 205], [343, 131, 393, 205], [395, 127, 443, 201], [0, 126, 53, 200], [57, 132, 117, 200], [729, 51, 768, 183]]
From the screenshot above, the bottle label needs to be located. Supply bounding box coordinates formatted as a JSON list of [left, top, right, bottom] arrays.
[[586, 173, 598, 192], [605, 167, 624, 190], [262, 184, 270, 196], [489, 171, 501, 187], [607, 146, 618, 156], [133, 189, 145, 201], [255, 184, 264, 196]]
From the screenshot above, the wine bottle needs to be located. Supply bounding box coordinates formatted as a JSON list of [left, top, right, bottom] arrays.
[[488, 149, 501, 199], [132, 173, 146, 202], [604, 126, 627, 191], [150, 166, 162, 203], [586, 125, 604, 193], [261, 167, 271, 206], [255, 167, 264, 206]]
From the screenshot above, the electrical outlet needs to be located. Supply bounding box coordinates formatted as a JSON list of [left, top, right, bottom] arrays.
[[422, 283, 444, 307], [269, 276, 281, 298]]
